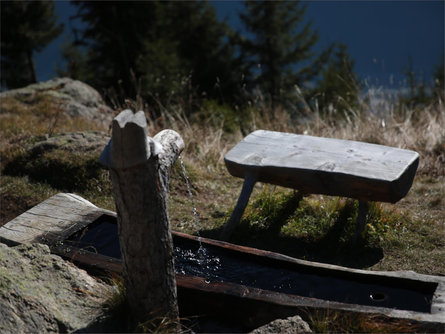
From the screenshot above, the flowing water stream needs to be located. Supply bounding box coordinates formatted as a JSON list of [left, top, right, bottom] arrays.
[[178, 155, 218, 270], [178, 155, 203, 249]]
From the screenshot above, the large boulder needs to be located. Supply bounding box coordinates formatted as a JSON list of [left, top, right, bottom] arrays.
[[3, 131, 111, 192], [250, 315, 312, 334], [0, 131, 113, 227], [0, 77, 114, 127], [0, 242, 113, 333], [22, 131, 110, 155]]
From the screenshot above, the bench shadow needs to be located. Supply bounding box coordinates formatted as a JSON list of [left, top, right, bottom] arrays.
[[200, 226, 383, 270], [199, 198, 384, 270]]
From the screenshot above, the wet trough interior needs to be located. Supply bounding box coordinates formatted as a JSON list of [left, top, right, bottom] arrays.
[[65, 214, 437, 314]]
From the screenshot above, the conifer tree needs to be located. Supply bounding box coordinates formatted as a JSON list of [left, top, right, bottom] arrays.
[[1, 0, 63, 89], [56, 41, 92, 83], [136, 1, 238, 109], [400, 56, 430, 108], [65, 1, 237, 106], [67, 1, 154, 98], [239, 0, 330, 106], [314, 43, 360, 116]]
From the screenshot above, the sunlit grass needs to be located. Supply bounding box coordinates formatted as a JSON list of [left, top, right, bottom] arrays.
[[1, 83, 443, 271], [1, 79, 444, 332]]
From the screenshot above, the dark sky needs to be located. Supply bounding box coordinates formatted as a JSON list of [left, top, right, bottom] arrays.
[[35, 1, 444, 90]]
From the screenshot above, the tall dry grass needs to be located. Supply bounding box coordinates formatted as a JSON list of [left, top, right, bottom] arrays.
[[280, 109, 444, 177], [129, 88, 444, 177]]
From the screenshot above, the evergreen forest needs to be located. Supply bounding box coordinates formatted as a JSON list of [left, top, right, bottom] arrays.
[[2, 0, 443, 118]]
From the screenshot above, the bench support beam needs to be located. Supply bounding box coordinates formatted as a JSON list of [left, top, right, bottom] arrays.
[[221, 173, 257, 240]]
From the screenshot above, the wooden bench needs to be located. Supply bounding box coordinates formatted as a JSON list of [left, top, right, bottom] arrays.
[[221, 130, 419, 240]]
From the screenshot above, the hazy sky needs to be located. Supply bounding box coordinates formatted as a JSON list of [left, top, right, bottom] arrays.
[[35, 1, 444, 90]]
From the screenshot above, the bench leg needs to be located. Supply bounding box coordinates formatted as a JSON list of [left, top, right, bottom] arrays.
[[221, 174, 257, 240], [354, 200, 369, 242]]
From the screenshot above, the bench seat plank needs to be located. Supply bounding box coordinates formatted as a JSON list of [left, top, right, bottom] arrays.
[[224, 130, 419, 203]]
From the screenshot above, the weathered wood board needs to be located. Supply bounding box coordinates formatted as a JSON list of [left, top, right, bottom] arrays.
[[225, 130, 419, 203], [0, 193, 113, 245]]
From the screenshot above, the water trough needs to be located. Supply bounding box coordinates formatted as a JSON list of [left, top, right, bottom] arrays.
[[0, 193, 444, 332]]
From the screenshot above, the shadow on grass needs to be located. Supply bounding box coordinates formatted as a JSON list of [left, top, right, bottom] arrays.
[[200, 194, 384, 269]]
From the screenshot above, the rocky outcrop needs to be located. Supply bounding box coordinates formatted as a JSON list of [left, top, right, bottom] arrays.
[[25, 131, 110, 155], [0, 242, 113, 333], [3, 132, 111, 192], [0, 77, 114, 127], [250, 315, 312, 334]]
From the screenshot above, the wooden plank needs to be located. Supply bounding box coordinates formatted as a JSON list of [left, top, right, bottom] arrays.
[[0, 193, 105, 245], [52, 244, 123, 274], [224, 130, 419, 203]]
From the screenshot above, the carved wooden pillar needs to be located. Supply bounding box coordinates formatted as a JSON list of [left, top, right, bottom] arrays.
[[100, 110, 184, 328]]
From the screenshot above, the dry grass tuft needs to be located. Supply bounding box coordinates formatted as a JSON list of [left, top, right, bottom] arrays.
[[139, 95, 444, 177], [251, 100, 444, 176], [307, 309, 423, 333]]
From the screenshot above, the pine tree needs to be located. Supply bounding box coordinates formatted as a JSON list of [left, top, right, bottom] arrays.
[[314, 43, 360, 116], [1, 0, 63, 89], [168, 2, 239, 105], [68, 1, 155, 98], [56, 41, 92, 82], [65, 1, 238, 107], [400, 56, 430, 108], [239, 0, 331, 107]]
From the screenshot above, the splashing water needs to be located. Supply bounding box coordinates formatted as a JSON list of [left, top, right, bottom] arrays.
[[174, 246, 221, 280], [178, 155, 203, 249], [178, 156, 221, 269]]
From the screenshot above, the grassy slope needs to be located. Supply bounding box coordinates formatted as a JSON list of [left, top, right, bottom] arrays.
[[0, 91, 445, 275], [1, 92, 444, 280], [1, 90, 444, 333]]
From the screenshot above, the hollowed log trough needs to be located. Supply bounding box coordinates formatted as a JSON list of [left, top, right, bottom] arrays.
[[0, 193, 444, 332]]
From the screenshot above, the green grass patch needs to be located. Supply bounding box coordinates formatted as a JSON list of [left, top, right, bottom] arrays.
[[220, 187, 434, 269]]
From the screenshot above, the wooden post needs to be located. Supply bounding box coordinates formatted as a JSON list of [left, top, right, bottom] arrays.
[[99, 110, 184, 328]]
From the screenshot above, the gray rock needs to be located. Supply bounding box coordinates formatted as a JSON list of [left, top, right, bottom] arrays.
[[0, 242, 113, 333], [250, 315, 312, 334], [29, 131, 110, 154], [3, 131, 112, 192], [0, 77, 114, 127]]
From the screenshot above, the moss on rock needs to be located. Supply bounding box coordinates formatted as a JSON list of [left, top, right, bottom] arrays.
[[3, 132, 111, 193], [0, 242, 113, 333]]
